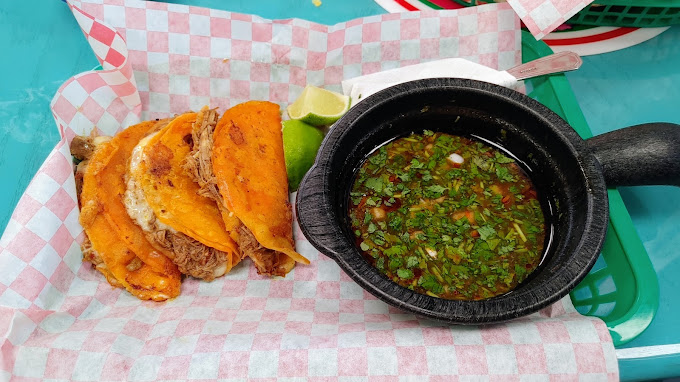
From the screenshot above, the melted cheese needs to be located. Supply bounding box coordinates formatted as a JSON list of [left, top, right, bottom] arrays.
[[124, 133, 174, 233]]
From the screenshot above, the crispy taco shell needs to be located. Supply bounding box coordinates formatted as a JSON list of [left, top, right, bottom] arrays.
[[78, 126, 181, 301], [212, 101, 309, 268], [129, 113, 241, 277]]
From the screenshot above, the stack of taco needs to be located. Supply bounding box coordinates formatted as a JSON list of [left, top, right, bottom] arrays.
[[72, 101, 309, 301]]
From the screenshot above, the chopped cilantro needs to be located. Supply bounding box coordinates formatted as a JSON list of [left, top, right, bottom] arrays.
[[397, 268, 414, 279], [410, 159, 425, 169], [406, 256, 420, 268], [494, 152, 515, 163], [364, 177, 383, 193], [477, 225, 497, 241], [369, 146, 388, 166], [384, 245, 407, 256], [350, 131, 545, 300], [425, 185, 447, 198], [499, 242, 515, 254], [496, 167, 516, 183], [420, 275, 443, 294], [367, 223, 376, 233]]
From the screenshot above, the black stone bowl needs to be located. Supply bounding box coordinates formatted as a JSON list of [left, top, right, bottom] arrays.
[[296, 78, 680, 324]]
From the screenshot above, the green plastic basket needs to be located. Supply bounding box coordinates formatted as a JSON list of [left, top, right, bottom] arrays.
[[521, 31, 660, 346], [567, 0, 680, 28], [453, 0, 680, 27]]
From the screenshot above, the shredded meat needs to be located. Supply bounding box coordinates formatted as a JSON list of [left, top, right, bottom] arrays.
[[71, 136, 96, 207], [237, 225, 293, 277], [70, 136, 97, 161], [71, 135, 114, 206], [74, 161, 88, 208], [147, 229, 227, 281], [184, 107, 222, 203]]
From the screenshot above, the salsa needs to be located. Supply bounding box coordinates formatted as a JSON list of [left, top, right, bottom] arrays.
[[349, 131, 546, 300]]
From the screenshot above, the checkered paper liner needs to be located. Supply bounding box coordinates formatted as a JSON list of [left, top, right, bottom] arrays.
[[505, 0, 594, 40], [372, 0, 595, 40], [0, 0, 618, 379]]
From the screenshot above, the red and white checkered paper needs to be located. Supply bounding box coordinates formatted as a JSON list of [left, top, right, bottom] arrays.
[[506, 0, 594, 40], [373, 0, 595, 40], [0, 0, 618, 379]]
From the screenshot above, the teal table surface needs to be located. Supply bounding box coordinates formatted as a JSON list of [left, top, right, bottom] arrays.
[[1, 1, 679, 380]]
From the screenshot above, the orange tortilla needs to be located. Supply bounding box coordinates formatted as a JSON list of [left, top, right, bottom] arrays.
[[79, 135, 181, 301], [212, 101, 309, 265], [133, 113, 240, 259], [92, 120, 180, 276]]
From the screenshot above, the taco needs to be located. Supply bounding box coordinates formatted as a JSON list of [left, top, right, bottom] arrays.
[[126, 112, 242, 281], [72, 120, 182, 301], [185, 103, 309, 277]]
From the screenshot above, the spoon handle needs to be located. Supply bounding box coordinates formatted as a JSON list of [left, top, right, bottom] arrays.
[[506, 51, 583, 80]]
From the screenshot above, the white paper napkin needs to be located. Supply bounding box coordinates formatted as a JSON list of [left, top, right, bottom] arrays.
[[342, 58, 519, 104]]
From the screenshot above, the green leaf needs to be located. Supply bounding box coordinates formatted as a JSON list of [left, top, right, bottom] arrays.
[[426, 185, 447, 195], [421, 275, 443, 294], [373, 230, 386, 245], [499, 242, 515, 255], [397, 172, 411, 182], [460, 194, 477, 207], [410, 159, 425, 169], [495, 167, 516, 182], [423, 129, 435, 136], [472, 156, 491, 171], [397, 268, 414, 279], [389, 258, 403, 270], [477, 225, 497, 241], [486, 238, 501, 250], [360, 242, 370, 251], [364, 177, 383, 193], [367, 223, 376, 233], [376, 257, 385, 271], [388, 216, 403, 230], [495, 152, 515, 163], [406, 256, 420, 268], [369, 146, 388, 166], [527, 225, 542, 234], [384, 245, 407, 256]]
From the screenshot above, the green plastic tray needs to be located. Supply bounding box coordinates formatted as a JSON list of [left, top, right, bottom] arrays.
[[452, 0, 680, 27], [521, 31, 659, 346]]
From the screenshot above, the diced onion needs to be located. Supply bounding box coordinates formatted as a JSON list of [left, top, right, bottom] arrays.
[[448, 153, 464, 164]]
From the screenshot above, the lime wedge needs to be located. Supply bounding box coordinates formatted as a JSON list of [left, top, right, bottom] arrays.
[[286, 85, 350, 126], [282, 119, 325, 191]]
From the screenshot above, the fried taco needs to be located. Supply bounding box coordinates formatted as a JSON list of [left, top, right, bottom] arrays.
[[185, 102, 309, 276], [126, 112, 242, 281], [72, 120, 182, 301]]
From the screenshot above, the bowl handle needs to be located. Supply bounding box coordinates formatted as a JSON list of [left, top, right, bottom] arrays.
[[295, 166, 344, 260], [586, 123, 680, 187]]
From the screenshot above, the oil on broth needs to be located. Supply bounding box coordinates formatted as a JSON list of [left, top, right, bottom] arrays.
[[349, 131, 546, 300]]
